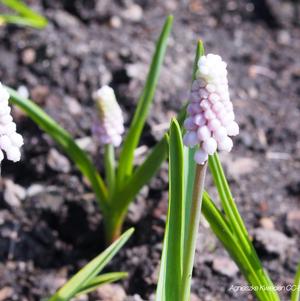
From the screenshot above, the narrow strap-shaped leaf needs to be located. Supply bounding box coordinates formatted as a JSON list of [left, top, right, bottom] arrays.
[[291, 262, 300, 301], [75, 272, 128, 297], [156, 119, 184, 301], [114, 137, 168, 210], [0, 0, 47, 28], [0, 14, 45, 28], [48, 228, 134, 301], [6, 86, 109, 212], [202, 192, 273, 301], [208, 153, 248, 238], [117, 15, 173, 186], [208, 153, 278, 301]]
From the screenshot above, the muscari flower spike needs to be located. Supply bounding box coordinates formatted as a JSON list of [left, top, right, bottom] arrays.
[[0, 83, 24, 163], [92, 85, 124, 147], [183, 54, 239, 164]]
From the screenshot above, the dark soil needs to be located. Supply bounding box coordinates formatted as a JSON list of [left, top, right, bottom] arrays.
[[0, 0, 300, 300]]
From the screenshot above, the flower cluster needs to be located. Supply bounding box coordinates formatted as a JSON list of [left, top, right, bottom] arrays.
[[92, 85, 124, 147], [183, 54, 239, 164], [0, 83, 23, 163]]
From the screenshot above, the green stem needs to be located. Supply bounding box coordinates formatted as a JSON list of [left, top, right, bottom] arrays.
[[103, 210, 126, 245], [104, 144, 116, 197], [291, 262, 300, 301], [181, 162, 207, 301]]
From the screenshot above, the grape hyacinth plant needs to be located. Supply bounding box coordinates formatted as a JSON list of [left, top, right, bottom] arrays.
[[2, 14, 300, 300], [155, 41, 298, 301], [4, 16, 174, 244], [180, 52, 240, 301]]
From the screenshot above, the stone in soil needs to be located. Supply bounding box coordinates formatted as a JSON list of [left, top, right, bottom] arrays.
[[3, 179, 26, 208], [47, 148, 71, 173], [94, 283, 126, 301], [212, 256, 239, 278], [253, 228, 295, 259], [285, 210, 300, 235]]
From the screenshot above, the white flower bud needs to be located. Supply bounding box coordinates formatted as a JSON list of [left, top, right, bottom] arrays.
[[92, 85, 124, 147], [183, 54, 239, 164], [0, 83, 23, 163]]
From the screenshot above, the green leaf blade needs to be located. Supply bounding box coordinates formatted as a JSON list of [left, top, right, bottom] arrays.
[[156, 119, 184, 301], [114, 137, 168, 210], [291, 262, 300, 301], [75, 272, 128, 297], [117, 15, 173, 186], [1, 0, 48, 28], [49, 228, 134, 301]]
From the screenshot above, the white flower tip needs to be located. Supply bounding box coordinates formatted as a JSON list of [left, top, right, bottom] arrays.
[[218, 136, 233, 152], [10, 133, 24, 147], [92, 85, 124, 147], [0, 83, 9, 102], [6, 146, 21, 162], [0, 149, 4, 162], [226, 121, 239, 136], [197, 125, 210, 142], [0, 82, 23, 163], [194, 149, 208, 165], [93, 85, 115, 101], [202, 137, 217, 155], [0, 135, 11, 151], [183, 131, 198, 147]]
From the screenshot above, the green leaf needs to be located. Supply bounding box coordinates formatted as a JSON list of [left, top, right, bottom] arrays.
[[156, 119, 184, 301], [202, 192, 274, 301], [117, 15, 173, 186], [48, 228, 134, 301], [5, 86, 109, 213], [291, 262, 300, 301], [183, 40, 205, 250], [75, 272, 128, 297], [208, 153, 279, 301], [114, 137, 168, 210], [0, 0, 47, 28]]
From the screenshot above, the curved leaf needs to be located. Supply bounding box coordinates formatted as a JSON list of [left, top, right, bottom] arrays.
[[117, 15, 173, 185], [48, 228, 134, 301], [156, 119, 184, 301]]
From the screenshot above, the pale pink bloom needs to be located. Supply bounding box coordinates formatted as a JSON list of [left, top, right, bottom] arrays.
[[183, 54, 239, 164], [92, 85, 124, 147]]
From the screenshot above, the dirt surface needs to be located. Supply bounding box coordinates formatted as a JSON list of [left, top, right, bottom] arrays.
[[0, 0, 300, 300]]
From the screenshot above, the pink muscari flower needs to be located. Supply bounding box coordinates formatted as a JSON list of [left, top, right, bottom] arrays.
[[183, 54, 239, 165], [92, 85, 124, 147], [0, 83, 23, 163]]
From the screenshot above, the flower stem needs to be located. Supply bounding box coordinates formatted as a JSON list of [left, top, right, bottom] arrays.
[[181, 162, 207, 301], [104, 211, 125, 245]]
